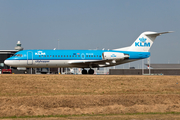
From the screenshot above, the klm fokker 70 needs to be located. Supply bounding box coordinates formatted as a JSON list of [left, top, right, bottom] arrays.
[[4, 31, 172, 74]]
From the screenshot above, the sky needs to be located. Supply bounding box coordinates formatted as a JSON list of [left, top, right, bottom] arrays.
[[0, 0, 180, 68]]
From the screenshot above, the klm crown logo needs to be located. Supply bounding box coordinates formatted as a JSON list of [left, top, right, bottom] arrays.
[[135, 37, 150, 47], [139, 37, 147, 43], [111, 54, 116, 57]]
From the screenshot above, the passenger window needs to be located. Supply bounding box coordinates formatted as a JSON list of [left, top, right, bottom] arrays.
[[61, 55, 63, 57], [99, 55, 101, 57], [94, 55, 96, 57], [70, 55, 71, 57], [91, 55, 93, 57], [82, 55, 84, 57], [53, 55, 54, 57], [55, 55, 57, 57], [89, 55, 90, 57], [42, 55, 43, 57], [47, 55, 49, 57], [58, 55, 60, 57], [86, 55, 88, 57], [44, 55, 46, 57], [72, 55, 74, 57], [64, 55, 65, 57], [39, 55, 40, 57], [67, 55, 68, 57], [50, 55, 52, 57], [75, 55, 77, 57], [78, 55, 80, 57]]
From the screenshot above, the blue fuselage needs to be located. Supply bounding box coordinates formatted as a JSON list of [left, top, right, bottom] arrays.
[[5, 49, 150, 68]]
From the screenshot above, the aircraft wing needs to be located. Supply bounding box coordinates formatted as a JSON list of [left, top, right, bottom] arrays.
[[68, 60, 114, 68], [68, 59, 128, 68]]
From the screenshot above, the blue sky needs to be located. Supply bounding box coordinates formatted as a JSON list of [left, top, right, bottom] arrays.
[[0, 0, 179, 68]]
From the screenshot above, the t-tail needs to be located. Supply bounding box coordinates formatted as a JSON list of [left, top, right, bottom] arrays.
[[115, 31, 173, 52]]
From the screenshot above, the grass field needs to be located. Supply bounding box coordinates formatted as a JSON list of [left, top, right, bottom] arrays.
[[0, 75, 180, 119]]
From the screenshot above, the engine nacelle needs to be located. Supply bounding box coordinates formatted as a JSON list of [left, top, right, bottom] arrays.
[[102, 52, 129, 60], [17, 67, 26, 70]]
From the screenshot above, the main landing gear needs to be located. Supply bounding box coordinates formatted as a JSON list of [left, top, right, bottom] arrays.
[[82, 69, 94, 74], [82, 69, 87, 74]]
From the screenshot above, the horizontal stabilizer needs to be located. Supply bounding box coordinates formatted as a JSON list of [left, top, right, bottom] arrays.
[[145, 31, 174, 36]]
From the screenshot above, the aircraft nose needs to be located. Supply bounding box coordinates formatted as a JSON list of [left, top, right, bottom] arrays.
[[4, 60, 11, 66], [4, 60, 8, 65]]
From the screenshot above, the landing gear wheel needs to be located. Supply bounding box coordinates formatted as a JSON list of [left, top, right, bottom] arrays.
[[82, 69, 87, 74], [88, 69, 94, 74], [24, 71, 27, 74]]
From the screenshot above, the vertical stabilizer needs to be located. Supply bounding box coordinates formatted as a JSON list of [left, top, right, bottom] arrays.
[[128, 31, 173, 52]]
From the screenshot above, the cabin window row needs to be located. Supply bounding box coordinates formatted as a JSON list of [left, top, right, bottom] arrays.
[[38, 55, 101, 58], [39, 55, 80, 57]]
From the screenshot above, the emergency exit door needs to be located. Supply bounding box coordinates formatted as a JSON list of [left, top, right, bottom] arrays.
[[27, 51, 33, 65]]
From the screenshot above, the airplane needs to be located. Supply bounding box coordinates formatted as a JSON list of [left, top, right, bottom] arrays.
[[4, 31, 173, 74]]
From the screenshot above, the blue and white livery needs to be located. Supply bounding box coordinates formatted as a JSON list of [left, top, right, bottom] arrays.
[[4, 31, 172, 74]]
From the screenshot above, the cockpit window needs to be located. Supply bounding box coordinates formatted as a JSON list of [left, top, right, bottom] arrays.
[[13, 54, 23, 57]]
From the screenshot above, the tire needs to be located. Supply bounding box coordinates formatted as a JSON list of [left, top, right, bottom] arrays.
[[82, 70, 87, 74], [88, 69, 94, 74]]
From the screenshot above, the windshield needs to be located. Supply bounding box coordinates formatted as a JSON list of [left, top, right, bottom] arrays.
[[13, 54, 23, 57]]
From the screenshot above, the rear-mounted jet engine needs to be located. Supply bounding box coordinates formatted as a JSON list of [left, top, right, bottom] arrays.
[[102, 52, 129, 60]]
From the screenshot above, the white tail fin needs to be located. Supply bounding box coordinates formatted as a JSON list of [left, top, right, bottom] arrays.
[[128, 31, 173, 52]]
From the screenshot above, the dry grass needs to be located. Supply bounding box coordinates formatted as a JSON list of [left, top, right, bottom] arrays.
[[0, 75, 180, 119]]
